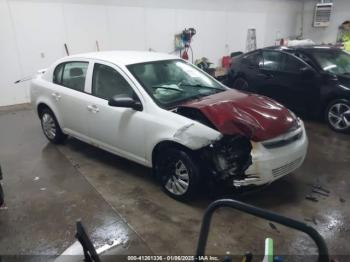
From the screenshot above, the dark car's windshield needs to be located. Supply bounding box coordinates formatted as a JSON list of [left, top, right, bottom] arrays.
[[127, 59, 226, 108], [311, 49, 350, 76]]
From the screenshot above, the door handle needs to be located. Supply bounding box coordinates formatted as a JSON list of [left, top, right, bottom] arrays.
[[51, 92, 61, 101], [87, 105, 99, 113]]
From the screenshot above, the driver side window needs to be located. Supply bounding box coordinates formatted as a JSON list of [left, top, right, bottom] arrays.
[[92, 63, 135, 100]]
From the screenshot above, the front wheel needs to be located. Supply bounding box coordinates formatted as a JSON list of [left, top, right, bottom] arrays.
[[325, 99, 350, 133], [232, 77, 249, 91], [40, 109, 67, 144], [156, 148, 200, 201]]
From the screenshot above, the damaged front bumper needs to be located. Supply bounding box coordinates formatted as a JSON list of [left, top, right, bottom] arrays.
[[233, 121, 308, 187], [198, 120, 307, 189]]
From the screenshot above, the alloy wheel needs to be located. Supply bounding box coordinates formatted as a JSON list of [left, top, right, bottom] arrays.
[[164, 160, 190, 196], [42, 113, 57, 139], [328, 103, 350, 130]]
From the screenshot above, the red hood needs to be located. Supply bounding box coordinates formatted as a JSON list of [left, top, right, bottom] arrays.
[[179, 89, 298, 142]]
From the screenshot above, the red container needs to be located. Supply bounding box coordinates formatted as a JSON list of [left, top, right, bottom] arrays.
[[222, 56, 231, 68]]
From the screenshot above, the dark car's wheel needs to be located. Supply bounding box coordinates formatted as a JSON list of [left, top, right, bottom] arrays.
[[40, 108, 67, 144], [325, 99, 350, 133], [232, 77, 249, 91], [156, 148, 200, 201]]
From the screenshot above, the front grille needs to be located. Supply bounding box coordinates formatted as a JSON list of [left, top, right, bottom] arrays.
[[263, 130, 302, 149], [272, 157, 302, 178]]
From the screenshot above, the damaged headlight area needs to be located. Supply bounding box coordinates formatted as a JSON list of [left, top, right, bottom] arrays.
[[200, 136, 252, 181]]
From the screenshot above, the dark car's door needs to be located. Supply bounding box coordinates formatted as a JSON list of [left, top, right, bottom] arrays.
[[256, 50, 319, 113], [242, 50, 263, 87], [231, 50, 263, 92]]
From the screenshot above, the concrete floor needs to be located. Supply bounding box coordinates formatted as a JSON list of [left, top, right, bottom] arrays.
[[0, 106, 349, 261], [0, 106, 151, 261]]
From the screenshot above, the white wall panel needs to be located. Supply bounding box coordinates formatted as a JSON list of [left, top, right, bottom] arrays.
[[106, 6, 146, 50], [264, 0, 301, 47], [227, 12, 267, 54], [0, 0, 26, 106], [188, 10, 228, 65], [265, 13, 295, 46], [9, 1, 66, 75], [0, 0, 303, 106], [145, 8, 176, 53], [63, 3, 110, 54]]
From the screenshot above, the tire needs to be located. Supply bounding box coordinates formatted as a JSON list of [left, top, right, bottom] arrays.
[[232, 77, 249, 91], [155, 148, 200, 201], [40, 108, 67, 144], [325, 99, 350, 133], [0, 184, 4, 207]]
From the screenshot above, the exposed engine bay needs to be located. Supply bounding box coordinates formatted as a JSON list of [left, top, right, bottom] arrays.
[[200, 136, 252, 181], [175, 106, 253, 183]]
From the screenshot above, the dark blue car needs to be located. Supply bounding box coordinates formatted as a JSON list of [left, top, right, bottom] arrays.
[[228, 45, 350, 133]]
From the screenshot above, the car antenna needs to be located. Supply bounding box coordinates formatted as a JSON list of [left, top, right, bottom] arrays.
[[64, 43, 70, 56], [14, 69, 47, 84]]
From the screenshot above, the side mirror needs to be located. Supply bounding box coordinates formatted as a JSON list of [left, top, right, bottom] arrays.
[[108, 96, 143, 111], [300, 67, 315, 78]]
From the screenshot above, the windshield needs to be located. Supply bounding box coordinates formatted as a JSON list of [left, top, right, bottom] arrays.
[[127, 59, 226, 108], [311, 50, 350, 76]]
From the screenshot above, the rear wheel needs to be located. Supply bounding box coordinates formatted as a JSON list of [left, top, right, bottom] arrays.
[[232, 77, 249, 91], [156, 148, 199, 201], [40, 109, 67, 144], [325, 99, 350, 133]]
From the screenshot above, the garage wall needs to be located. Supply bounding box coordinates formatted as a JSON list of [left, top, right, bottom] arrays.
[[0, 0, 303, 106], [302, 0, 350, 44]]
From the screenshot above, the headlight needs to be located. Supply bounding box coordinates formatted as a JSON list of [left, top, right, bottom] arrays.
[[288, 109, 301, 129], [288, 109, 297, 120]]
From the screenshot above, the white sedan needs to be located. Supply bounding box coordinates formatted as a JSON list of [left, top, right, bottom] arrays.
[[31, 51, 308, 201]]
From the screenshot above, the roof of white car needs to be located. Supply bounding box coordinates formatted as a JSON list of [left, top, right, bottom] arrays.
[[68, 51, 179, 66]]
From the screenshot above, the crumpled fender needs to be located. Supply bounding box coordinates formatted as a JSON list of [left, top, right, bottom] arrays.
[[173, 122, 223, 149]]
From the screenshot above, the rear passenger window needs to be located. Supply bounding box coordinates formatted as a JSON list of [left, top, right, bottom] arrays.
[[246, 52, 263, 67], [57, 62, 89, 92], [262, 51, 283, 71]]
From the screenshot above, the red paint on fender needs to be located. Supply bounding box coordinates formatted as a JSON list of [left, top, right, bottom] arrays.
[[180, 89, 297, 142]]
